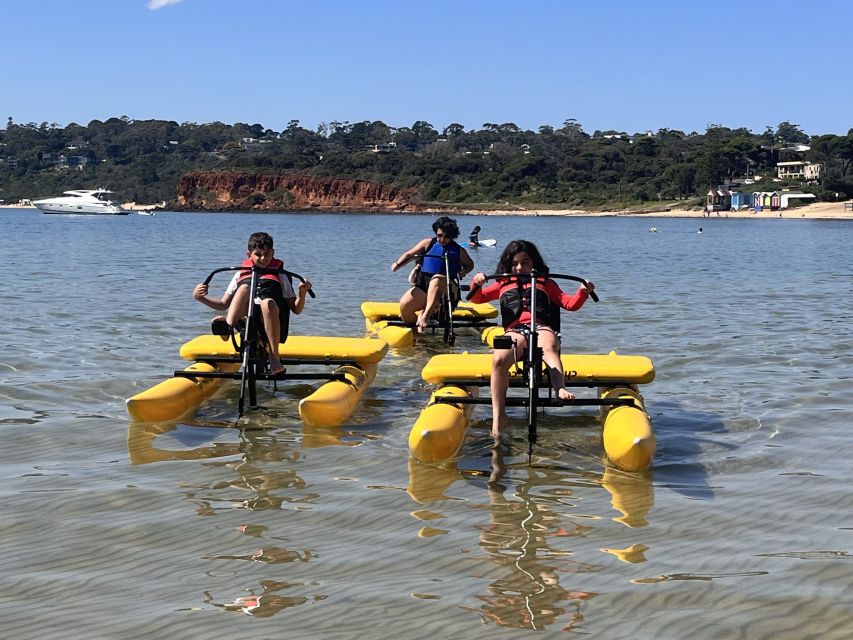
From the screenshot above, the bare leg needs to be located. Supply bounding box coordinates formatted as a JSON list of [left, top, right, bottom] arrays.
[[415, 275, 447, 332], [398, 287, 426, 325], [226, 286, 250, 328], [260, 299, 284, 374], [538, 329, 574, 401], [490, 332, 527, 439]]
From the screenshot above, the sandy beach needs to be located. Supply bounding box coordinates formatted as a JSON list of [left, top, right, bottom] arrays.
[[5, 199, 852, 219], [467, 199, 853, 220]]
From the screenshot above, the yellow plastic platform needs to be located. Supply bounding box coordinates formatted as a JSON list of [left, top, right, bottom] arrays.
[[361, 300, 497, 323], [361, 301, 498, 348], [179, 334, 388, 365], [421, 352, 655, 386]]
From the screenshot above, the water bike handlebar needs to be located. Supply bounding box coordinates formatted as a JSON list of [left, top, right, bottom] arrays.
[[202, 266, 316, 298], [465, 272, 598, 302]]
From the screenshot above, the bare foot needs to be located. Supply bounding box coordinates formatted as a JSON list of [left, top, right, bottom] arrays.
[[269, 356, 285, 376], [557, 388, 575, 402], [491, 414, 510, 440]]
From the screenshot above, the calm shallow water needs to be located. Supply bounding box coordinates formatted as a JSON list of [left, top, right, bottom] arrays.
[[1, 208, 852, 638]]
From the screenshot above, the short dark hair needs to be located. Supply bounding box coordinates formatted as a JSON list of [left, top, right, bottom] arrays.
[[247, 232, 274, 251], [432, 216, 460, 240]]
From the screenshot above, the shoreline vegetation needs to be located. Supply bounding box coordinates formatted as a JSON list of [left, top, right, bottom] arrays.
[[5, 199, 852, 219], [3, 119, 852, 214]]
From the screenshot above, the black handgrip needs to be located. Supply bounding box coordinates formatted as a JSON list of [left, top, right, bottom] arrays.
[[464, 272, 598, 302], [278, 268, 315, 298], [202, 266, 243, 286], [545, 273, 599, 302]]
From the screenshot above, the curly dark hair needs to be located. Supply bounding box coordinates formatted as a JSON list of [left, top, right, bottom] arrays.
[[495, 239, 549, 274], [431, 216, 460, 240]]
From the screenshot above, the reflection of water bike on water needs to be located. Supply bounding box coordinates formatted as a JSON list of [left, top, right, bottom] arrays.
[[409, 271, 657, 471], [126, 265, 388, 426]]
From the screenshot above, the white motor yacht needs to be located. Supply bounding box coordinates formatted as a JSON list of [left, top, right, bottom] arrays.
[[32, 189, 130, 215]]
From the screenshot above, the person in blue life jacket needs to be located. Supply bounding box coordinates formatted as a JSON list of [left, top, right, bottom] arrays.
[[391, 216, 475, 333], [468, 225, 481, 247]]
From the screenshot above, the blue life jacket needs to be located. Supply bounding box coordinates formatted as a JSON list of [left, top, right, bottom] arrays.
[[421, 239, 461, 279]]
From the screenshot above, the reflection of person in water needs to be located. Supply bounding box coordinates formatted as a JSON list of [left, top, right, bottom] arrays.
[[470, 456, 597, 631], [204, 579, 312, 617]]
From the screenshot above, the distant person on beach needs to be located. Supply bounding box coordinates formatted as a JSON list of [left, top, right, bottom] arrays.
[[192, 232, 312, 374], [468, 225, 482, 247], [468, 239, 595, 439], [391, 216, 474, 333]]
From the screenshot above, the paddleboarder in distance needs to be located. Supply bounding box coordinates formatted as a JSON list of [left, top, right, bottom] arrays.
[[468, 225, 481, 247]]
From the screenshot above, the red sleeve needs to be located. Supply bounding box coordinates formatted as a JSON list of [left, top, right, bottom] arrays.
[[468, 278, 502, 303], [544, 279, 588, 311]]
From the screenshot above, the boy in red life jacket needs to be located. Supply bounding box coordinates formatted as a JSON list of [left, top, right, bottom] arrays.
[[468, 240, 595, 440], [192, 232, 312, 374]]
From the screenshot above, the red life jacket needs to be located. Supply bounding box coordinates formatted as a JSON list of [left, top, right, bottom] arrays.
[[239, 257, 284, 282], [499, 279, 560, 331]]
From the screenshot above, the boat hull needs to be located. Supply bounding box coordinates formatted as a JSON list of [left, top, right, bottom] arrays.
[[33, 203, 130, 215]]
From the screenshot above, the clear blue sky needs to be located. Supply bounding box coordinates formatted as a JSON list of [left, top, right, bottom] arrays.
[[5, 0, 851, 136]]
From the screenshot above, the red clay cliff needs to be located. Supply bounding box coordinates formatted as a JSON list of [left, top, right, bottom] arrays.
[[175, 171, 419, 212]]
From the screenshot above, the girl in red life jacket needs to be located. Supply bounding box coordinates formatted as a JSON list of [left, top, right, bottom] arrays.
[[468, 240, 595, 440], [193, 232, 312, 375]]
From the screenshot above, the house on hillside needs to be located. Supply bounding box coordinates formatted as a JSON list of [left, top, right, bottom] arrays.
[[776, 160, 822, 182]]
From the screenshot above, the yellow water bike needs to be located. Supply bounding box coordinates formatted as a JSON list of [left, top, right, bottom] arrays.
[[410, 272, 656, 471], [127, 264, 387, 426]]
